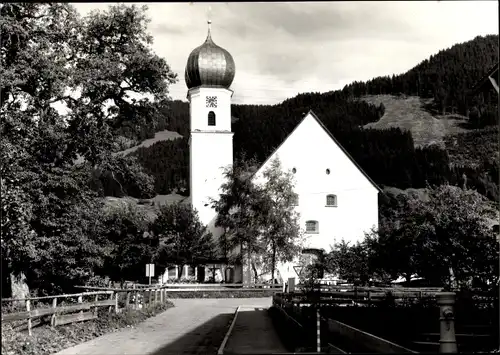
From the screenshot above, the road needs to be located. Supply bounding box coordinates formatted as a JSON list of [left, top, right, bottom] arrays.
[[53, 298, 273, 355]]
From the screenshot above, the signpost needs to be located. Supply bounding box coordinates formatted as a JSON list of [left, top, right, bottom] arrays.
[[145, 264, 155, 285]]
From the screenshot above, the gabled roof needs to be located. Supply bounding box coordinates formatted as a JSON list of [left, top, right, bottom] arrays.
[[251, 110, 382, 192], [470, 62, 499, 95]]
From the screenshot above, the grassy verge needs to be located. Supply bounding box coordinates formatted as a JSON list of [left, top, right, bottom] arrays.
[[1, 302, 173, 355], [166, 290, 277, 298]]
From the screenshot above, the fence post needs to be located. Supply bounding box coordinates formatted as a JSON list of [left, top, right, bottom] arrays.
[[436, 292, 457, 354], [78, 294, 83, 318], [154, 288, 158, 304], [94, 294, 99, 317], [148, 288, 153, 306], [160, 288, 164, 304], [126, 291, 131, 308], [26, 299, 32, 336], [142, 290, 146, 309], [135, 290, 139, 310], [115, 292, 119, 313], [51, 298, 57, 326], [108, 292, 114, 313]]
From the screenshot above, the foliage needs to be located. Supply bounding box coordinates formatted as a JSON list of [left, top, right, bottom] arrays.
[[0, 3, 176, 295], [212, 157, 265, 265], [325, 239, 373, 285], [130, 137, 189, 195], [152, 203, 217, 271], [259, 158, 304, 281], [99, 204, 156, 284], [212, 157, 303, 280], [338, 185, 499, 290]]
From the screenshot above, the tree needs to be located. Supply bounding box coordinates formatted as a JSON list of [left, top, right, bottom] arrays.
[[212, 156, 303, 283], [152, 203, 217, 275], [326, 239, 372, 285], [259, 158, 303, 283], [372, 185, 498, 290], [0, 3, 177, 295], [212, 157, 266, 277], [99, 204, 156, 285]]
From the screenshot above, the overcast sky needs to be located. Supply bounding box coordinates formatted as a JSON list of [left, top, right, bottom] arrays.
[[72, 2, 498, 105]]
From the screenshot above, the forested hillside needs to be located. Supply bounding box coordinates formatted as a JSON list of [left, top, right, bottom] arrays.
[[343, 35, 499, 121], [121, 35, 498, 201]]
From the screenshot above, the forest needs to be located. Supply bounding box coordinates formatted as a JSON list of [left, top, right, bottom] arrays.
[[124, 34, 498, 202]]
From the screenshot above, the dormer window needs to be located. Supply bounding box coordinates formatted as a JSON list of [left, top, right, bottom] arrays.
[[208, 111, 216, 126], [305, 220, 319, 234], [291, 193, 299, 206], [326, 194, 337, 207]]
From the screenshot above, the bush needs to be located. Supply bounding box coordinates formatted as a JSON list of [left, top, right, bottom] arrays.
[[1, 302, 173, 355]]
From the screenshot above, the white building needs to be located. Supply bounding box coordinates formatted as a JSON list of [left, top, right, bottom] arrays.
[[177, 22, 380, 283], [251, 111, 380, 282]]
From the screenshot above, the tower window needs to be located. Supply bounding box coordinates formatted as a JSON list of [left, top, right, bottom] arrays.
[[208, 111, 216, 126], [326, 194, 337, 207], [305, 220, 319, 234]]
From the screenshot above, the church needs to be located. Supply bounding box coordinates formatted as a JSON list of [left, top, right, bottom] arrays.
[[182, 21, 380, 283]]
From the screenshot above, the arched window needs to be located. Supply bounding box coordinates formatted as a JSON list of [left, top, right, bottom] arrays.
[[326, 194, 337, 207], [208, 111, 216, 126], [305, 220, 319, 233]]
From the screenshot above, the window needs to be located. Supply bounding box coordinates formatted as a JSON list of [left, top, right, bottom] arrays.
[[291, 193, 299, 206], [208, 111, 216, 126], [326, 194, 337, 207], [305, 220, 319, 233], [326, 168, 330, 175]]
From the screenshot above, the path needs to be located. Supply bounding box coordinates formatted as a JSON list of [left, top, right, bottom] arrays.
[[222, 306, 287, 354], [53, 298, 272, 355]]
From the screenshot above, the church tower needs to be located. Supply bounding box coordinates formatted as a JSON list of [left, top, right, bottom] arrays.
[[185, 20, 235, 232]]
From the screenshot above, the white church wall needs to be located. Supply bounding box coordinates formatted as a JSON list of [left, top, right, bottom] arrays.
[[252, 113, 379, 281]]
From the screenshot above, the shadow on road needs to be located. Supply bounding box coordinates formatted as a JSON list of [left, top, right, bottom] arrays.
[[148, 312, 234, 355]]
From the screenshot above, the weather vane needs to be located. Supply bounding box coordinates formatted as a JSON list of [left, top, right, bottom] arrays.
[[207, 5, 212, 30]]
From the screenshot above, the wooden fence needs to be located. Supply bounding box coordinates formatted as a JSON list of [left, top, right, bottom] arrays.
[[1, 291, 115, 336], [1, 285, 174, 336]]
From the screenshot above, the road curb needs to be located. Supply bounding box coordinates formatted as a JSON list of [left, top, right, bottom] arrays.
[[217, 305, 240, 355]]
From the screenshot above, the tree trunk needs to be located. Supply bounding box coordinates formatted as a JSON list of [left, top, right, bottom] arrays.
[[251, 261, 258, 283], [271, 243, 276, 284]]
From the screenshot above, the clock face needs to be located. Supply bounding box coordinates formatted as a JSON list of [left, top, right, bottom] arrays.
[[206, 96, 217, 108]]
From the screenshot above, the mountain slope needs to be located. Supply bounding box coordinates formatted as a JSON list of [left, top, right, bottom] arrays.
[[115, 35, 498, 201]]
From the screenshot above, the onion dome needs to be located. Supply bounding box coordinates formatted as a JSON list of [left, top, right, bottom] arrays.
[[185, 21, 235, 89]]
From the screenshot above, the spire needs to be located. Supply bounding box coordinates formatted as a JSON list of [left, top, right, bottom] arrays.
[[206, 6, 212, 42], [206, 19, 212, 41]]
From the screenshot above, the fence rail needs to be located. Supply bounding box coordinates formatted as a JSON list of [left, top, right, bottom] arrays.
[[2, 291, 118, 336]]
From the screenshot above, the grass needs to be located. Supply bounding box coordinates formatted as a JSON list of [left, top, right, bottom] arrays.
[[361, 95, 469, 148], [114, 129, 183, 157], [1, 302, 173, 355]]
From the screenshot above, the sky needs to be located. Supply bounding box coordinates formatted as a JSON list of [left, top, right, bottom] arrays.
[[72, 1, 498, 105]]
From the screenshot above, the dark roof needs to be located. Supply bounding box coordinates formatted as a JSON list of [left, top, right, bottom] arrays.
[[251, 110, 382, 192], [469, 62, 499, 95]]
